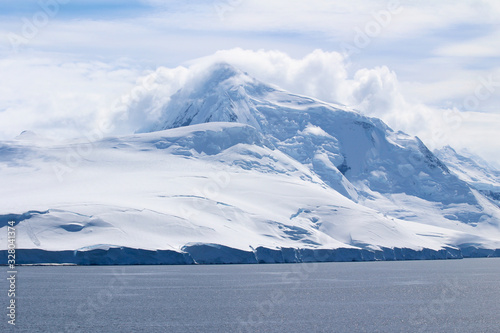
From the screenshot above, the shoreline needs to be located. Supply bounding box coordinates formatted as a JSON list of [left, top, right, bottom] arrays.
[[1, 244, 499, 266]]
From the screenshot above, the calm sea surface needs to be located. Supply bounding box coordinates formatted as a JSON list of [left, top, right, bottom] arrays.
[[1, 258, 499, 332]]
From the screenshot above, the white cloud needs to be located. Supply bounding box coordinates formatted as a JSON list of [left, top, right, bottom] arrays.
[[104, 49, 500, 167], [435, 30, 500, 58], [1, 0, 500, 166], [194, 49, 349, 102], [0, 47, 498, 167], [348, 66, 405, 118], [0, 56, 141, 140]]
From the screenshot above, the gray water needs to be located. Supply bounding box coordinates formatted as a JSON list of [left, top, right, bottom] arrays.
[[1, 258, 499, 332]]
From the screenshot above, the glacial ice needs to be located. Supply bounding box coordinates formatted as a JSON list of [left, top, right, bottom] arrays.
[[1, 62, 500, 265]]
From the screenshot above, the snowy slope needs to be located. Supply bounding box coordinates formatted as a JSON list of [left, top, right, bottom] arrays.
[[1, 62, 500, 264], [435, 146, 500, 206], [143, 63, 499, 229]]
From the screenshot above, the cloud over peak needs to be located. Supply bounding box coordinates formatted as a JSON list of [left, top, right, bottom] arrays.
[[1, 48, 499, 168]]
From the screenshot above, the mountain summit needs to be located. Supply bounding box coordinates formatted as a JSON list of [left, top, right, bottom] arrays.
[[144, 62, 484, 210], [143, 62, 265, 132], [1, 63, 500, 265]]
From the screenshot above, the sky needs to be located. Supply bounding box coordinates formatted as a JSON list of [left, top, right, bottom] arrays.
[[0, 0, 499, 167]]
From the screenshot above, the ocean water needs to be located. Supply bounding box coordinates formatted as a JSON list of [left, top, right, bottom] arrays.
[[1, 258, 499, 332]]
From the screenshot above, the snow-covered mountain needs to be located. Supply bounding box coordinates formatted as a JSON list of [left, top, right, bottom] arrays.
[[1, 62, 499, 265], [434, 146, 500, 207]]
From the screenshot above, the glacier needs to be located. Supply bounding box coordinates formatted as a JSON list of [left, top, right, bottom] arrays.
[[434, 146, 500, 207], [1, 62, 500, 265]]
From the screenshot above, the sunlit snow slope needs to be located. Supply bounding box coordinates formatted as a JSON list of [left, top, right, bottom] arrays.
[[435, 146, 500, 207], [1, 63, 499, 264]]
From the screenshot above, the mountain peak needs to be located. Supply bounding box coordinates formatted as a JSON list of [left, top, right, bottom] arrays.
[[141, 62, 265, 133], [4, 62, 500, 265], [203, 62, 242, 82], [186, 62, 249, 94]]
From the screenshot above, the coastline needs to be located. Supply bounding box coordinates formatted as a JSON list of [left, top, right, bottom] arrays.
[[2, 244, 499, 266]]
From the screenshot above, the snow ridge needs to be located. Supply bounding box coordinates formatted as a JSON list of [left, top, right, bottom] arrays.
[[1, 62, 500, 265]]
